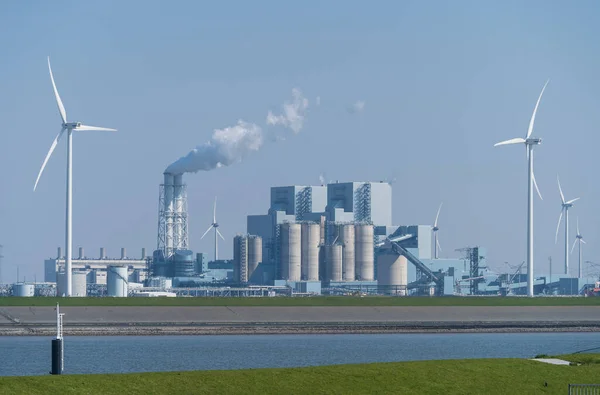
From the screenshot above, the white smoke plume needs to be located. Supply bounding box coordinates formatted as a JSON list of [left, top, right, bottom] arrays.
[[347, 100, 365, 114], [165, 120, 263, 174], [266, 88, 309, 133]]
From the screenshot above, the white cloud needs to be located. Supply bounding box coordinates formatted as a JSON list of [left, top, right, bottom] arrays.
[[266, 88, 309, 133], [347, 100, 365, 114]]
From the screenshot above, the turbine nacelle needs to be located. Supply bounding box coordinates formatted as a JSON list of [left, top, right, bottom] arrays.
[[526, 138, 542, 145], [64, 122, 82, 129]]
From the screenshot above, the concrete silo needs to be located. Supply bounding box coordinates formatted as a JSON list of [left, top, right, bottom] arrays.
[[340, 224, 355, 281], [301, 222, 320, 281], [247, 235, 262, 281], [377, 253, 408, 295], [280, 223, 301, 281], [72, 271, 87, 297], [326, 243, 343, 282], [355, 223, 374, 281], [107, 266, 128, 297]]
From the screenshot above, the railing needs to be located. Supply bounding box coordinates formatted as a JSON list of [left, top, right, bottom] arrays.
[[569, 384, 600, 394]]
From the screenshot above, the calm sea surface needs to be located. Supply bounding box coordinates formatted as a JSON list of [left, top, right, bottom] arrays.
[[2, 332, 599, 376]]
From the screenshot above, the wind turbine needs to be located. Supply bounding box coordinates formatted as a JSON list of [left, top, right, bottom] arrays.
[[201, 197, 225, 262], [34, 57, 117, 297], [494, 80, 549, 297], [432, 203, 443, 259], [570, 217, 586, 279], [555, 175, 580, 276]]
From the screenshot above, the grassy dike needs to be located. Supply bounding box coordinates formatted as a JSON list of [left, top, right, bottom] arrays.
[[2, 296, 600, 307], [0, 354, 599, 394]]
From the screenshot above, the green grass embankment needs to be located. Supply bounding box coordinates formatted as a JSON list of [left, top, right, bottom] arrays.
[[1, 354, 599, 395], [1, 296, 600, 307]]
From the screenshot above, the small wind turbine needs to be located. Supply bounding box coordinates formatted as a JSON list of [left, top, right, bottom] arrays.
[[201, 197, 225, 262], [34, 57, 116, 297], [494, 80, 549, 297], [571, 217, 586, 279], [432, 203, 443, 259], [555, 175, 580, 276]]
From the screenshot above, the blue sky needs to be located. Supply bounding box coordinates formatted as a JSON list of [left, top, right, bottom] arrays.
[[1, 0, 600, 281]]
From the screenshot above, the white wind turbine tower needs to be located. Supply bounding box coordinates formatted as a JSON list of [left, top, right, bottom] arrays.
[[555, 175, 580, 276], [432, 203, 443, 259], [494, 80, 549, 297], [201, 197, 225, 262], [571, 217, 586, 279], [34, 57, 117, 297]]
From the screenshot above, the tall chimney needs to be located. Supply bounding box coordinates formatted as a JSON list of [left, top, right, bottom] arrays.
[[100, 247, 106, 259], [57, 247, 62, 259], [78, 247, 84, 259], [141, 248, 146, 260], [121, 247, 126, 259]]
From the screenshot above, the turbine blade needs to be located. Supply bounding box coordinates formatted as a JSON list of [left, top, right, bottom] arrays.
[[76, 124, 117, 132], [571, 238, 578, 255], [557, 175, 565, 204], [47, 57, 67, 124], [581, 239, 587, 244], [213, 196, 217, 224], [434, 202, 443, 227], [217, 229, 225, 241], [494, 137, 525, 147], [532, 171, 542, 200], [577, 217, 580, 235], [566, 197, 580, 205], [200, 225, 213, 240], [526, 80, 549, 139], [436, 238, 442, 253], [33, 127, 65, 191], [555, 209, 563, 244]]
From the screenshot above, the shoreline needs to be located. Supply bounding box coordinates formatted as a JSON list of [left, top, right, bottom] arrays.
[[2, 322, 599, 336]]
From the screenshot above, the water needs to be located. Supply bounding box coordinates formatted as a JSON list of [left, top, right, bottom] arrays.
[[2, 332, 599, 376]]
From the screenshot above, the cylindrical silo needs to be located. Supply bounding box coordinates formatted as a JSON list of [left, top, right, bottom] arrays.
[[326, 244, 343, 282], [57, 247, 62, 259], [280, 223, 301, 281], [377, 253, 408, 295], [100, 247, 106, 259], [107, 266, 128, 297], [72, 271, 87, 297], [78, 247, 84, 259], [173, 249, 195, 277], [340, 224, 355, 281], [56, 272, 67, 297], [355, 224, 374, 281], [247, 235, 262, 281], [121, 247, 127, 259], [141, 248, 146, 260], [13, 283, 35, 297], [301, 223, 320, 281]]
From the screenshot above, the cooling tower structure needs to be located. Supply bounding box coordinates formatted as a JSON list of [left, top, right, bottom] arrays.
[[325, 243, 343, 281], [355, 223, 374, 281], [280, 223, 301, 281], [301, 222, 320, 281], [339, 224, 355, 281], [157, 173, 189, 259], [234, 235, 263, 283], [377, 253, 408, 295]]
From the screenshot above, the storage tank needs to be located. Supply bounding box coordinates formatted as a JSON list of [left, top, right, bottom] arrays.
[[100, 247, 106, 259], [121, 247, 127, 259], [247, 235, 262, 281], [78, 247, 84, 259], [355, 224, 374, 281], [326, 243, 343, 281], [280, 223, 301, 281], [72, 271, 87, 297], [56, 272, 67, 297], [301, 223, 320, 281], [377, 253, 408, 295], [340, 224, 355, 281], [13, 283, 34, 297], [107, 266, 128, 297], [173, 249, 195, 277]]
